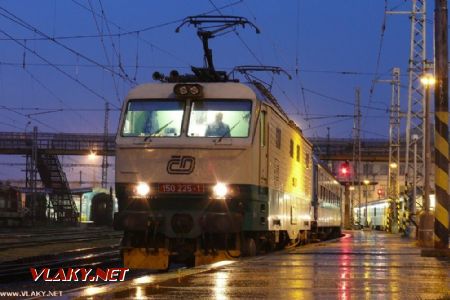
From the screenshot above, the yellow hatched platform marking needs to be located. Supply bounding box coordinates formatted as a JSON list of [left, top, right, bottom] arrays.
[[435, 134, 449, 159], [435, 202, 449, 228], [435, 168, 448, 191]]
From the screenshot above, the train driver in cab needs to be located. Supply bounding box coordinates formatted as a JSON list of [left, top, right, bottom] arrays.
[[205, 112, 231, 137]]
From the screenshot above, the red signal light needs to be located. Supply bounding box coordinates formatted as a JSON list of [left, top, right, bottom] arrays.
[[377, 188, 384, 198], [339, 161, 351, 177]]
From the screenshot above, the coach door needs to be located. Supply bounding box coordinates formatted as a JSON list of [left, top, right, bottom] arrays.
[[259, 110, 268, 186]]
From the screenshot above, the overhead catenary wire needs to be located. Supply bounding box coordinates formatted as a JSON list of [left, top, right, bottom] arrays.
[[0, 6, 136, 85], [208, 0, 301, 117], [0, 106, 120, 112], [302, 88, 389, 112], [87, 0, 122, 104], [22, 67, 102, 130], [302, 117, 354, 131], [70, 0, 244, 67], [0, 28, 120, 110], [362, 0, 388, 127], [0, 60, 404, 77]]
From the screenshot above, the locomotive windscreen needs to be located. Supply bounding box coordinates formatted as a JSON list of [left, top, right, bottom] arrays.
[[187, 100, 252, 138], [122, 100, 185, 137]]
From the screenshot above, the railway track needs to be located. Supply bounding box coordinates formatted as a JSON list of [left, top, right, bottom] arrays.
[[0, 245, 120, 282], [0, 231, 122, 251]]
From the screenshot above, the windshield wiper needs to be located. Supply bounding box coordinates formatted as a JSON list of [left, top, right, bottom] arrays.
[[217, 120, 240, 143], [144, 120, 174, 141], [216, 113, 250, 143]]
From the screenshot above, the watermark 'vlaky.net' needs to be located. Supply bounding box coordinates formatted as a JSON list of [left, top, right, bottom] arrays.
[[30, 267, 129, 282]]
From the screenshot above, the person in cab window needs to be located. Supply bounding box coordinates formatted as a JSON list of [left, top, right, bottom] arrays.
[[205, 112, 231, 137]]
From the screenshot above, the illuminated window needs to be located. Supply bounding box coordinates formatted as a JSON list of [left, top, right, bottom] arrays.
[[188, 100, 252, 137], [122, 100, 184, 137]]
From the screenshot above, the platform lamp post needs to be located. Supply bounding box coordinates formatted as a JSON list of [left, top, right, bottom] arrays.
[[349, 186, 355, 227], [418, 74, 435, 247], [363, 179, 370, 228]]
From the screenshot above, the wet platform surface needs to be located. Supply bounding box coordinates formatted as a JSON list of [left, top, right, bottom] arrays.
[[75, 230, 450, 299]]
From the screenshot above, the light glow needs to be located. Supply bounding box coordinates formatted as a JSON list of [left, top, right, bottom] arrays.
[[133, 275, 154, 285], [213, 182, 228, 199], [136, 182, 150, 197], [420, 74, 436, 86], [210, 260, 236, 268], [389, 162, 398, 169], [83, 286, 106, 296], [88, 151, 97, 161]]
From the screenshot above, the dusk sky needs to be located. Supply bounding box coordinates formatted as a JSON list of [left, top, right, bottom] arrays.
[[0, 0, 439, 181]]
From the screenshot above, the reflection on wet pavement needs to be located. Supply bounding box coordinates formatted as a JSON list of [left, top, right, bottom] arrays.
[[79, 231, 450, 299]]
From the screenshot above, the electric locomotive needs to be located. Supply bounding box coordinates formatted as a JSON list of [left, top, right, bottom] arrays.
[[114, 76, 317, 268], [113, 15, 341, 269]]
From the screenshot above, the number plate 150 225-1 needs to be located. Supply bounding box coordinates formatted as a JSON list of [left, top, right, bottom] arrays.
[[158, 183, 204, 194]]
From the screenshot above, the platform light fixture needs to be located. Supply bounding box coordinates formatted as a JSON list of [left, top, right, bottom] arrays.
[[88, 151, 97, 160], [420, 74, 436, 86]]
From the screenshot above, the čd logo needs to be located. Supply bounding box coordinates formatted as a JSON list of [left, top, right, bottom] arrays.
[[167, 155, 195, 174]]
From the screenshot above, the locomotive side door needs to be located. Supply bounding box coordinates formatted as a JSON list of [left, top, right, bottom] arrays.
[[259, 110, 268, 186]]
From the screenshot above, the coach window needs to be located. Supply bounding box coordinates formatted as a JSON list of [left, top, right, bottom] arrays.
[[289, 139, 294, 158], [275, 128, 281, 149]]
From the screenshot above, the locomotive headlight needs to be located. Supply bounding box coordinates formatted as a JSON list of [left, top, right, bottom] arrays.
[[135, 182, 150, 197], [213, 182, 228, 199]]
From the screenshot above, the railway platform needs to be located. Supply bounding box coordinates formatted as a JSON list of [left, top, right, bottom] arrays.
[[73, 230, 449, 299]]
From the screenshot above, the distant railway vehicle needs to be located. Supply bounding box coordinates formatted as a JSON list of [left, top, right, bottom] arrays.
[[90, 192, 113, 226], [353, 199, 389, 230], [113, 15, 342, 269], [312, 159, 343, 238], [0, 183, 22, 227]]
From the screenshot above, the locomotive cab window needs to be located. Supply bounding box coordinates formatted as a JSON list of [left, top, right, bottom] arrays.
[[188, 100, 252, 137], [122, 100, 185, 137]]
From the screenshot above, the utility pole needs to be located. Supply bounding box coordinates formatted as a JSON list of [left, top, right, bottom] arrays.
[[352, 88, 362, 228], [31, 126, 38, 224], [326, 127, 331, 170], [376, 68, 401, 233], [101, 102, 109, 189], [432, 0, 449, 251], [388, 0, 427, 214], [388, 68, 401, 234]]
